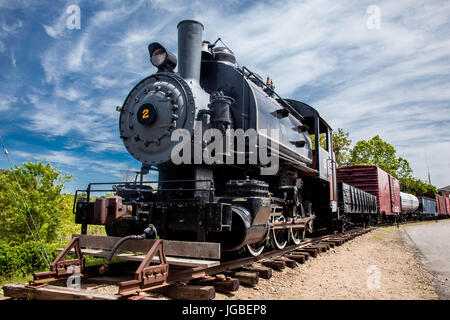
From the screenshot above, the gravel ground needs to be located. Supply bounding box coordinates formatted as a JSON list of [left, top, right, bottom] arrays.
[[216, 226, 438, 300]]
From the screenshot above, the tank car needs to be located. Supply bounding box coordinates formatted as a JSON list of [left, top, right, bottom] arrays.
[[74, 20, 340, 256], [400, 192, 419, 220]]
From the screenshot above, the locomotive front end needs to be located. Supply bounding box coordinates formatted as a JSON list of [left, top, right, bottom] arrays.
[[119, 20, 209, 166]]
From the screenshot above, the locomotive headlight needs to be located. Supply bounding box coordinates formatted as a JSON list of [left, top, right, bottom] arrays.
[[148, 42, 177, 72], [151, 48, 167, 66]]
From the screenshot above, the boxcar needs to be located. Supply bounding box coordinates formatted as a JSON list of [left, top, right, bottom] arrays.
[[436, 194, 448, 217], [337, 165, 401, 220], [447, 197, 450, 215]]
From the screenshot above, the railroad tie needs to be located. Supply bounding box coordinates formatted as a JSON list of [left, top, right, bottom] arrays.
[[308, 245, 326, 253], [295, 250, 317, 258], [275, 257, 297, 268], [292, 251, 310, 260], [313, 244, 330, 251], [285, 254, 306, 264], [160, 284, 216, 300], [261, 260, 286, 271], [320, 241, 335, 248], [193, 275, 240, 293], [299, 247, 320, 256], [224, 271, 259, 287], [240, 265, 273, 279], [331, 239, 344, 246]]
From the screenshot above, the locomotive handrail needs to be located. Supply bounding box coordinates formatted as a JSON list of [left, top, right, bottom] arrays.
[[73, 179, 216, 213], [241, 66, 305, 122]]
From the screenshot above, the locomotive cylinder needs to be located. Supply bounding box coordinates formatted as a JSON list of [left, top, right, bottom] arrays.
[[177, 20, 204, 82]]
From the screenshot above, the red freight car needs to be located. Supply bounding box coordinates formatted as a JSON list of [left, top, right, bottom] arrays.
[[336, 165, 401, 219], [435, 194, 448, 216], [446, 197, 450, 215]]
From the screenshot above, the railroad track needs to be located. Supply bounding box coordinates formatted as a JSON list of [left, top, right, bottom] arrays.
[[2, 227, 374, 300]]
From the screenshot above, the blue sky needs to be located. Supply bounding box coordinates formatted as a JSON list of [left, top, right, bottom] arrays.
[[0, 0, 449, 193]]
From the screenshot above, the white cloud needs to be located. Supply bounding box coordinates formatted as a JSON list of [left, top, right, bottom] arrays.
[[55, 86, 86, 102], [13, 149, 138, 179], [0, 94, 17, 111], [4, 0, 448, 187], [92, 76, 117, 89]]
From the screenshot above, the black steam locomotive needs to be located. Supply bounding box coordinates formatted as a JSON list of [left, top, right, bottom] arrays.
[[74, 20, 344, 256]]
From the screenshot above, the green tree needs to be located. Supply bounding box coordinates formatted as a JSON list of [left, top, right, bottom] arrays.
[[348, 135, 437, 195], [0, 161, 75, 243], [401, 177, 438, 195], [349, 135, 404, 177], [332, 128, 352, 167], [310, 128, 352, 167]]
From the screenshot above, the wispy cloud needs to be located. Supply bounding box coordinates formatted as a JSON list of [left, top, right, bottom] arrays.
[[0, 94, 17, 111], [13, 149, 140, 181], [0, 0, 449, 188]]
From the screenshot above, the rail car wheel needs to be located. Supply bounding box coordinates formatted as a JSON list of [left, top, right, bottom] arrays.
[[290, 228, 305, 245], [271, 228, 289, 250], [246, 242, 265, 257]]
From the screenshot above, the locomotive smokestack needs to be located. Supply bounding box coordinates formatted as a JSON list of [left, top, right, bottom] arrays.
[[177, 20, 204, 82]]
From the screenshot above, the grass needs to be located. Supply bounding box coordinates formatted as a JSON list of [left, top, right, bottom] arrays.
[[0, 274, 33, 297], [369, 225, 397, 241]]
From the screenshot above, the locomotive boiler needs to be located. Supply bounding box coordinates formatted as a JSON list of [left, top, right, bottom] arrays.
[[74, 20, 339, 256]]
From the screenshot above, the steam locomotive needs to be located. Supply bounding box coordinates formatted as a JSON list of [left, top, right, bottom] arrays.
[[74, 20, 345, 256]]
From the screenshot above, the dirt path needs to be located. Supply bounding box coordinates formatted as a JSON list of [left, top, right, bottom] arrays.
[[216, 226, 438, 300]]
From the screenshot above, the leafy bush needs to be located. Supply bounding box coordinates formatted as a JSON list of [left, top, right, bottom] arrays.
[[0, 241, 60, 277], [0, 240, 117, 279], [0, 161, 76, 243]]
